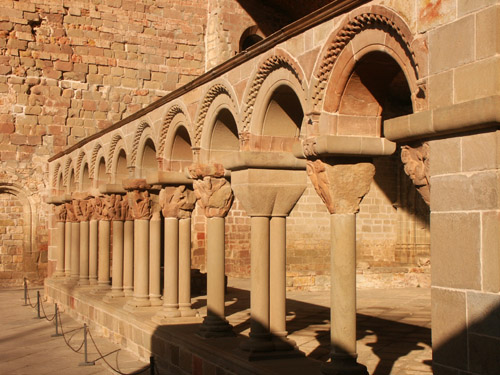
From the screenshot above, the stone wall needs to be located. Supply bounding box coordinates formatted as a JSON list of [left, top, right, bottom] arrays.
[[0, 0, 208, 286]]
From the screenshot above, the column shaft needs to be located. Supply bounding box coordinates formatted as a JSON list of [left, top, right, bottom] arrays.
[[270, 216, 286, 335], [54, 221, 65, 277], [98, 220, 110, 287], [64, 221, 72, 277], [249, 216, 272, 344], [109, 220, 124, 296], [130, 219, 150, 306], [163, 217, 180, 316], [70, 221, 80, 280], [179, 218, 195, 316], [123, 220, 134, 296], [149, 213, 162, 305], [79, 221, 89, 284], [89, 219, 98, 285]]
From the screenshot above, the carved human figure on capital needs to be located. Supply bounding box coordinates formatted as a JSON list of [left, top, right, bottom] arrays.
[[159, 185, 196, 219], [129, 190, 152, 220], [65, 201, 77, 222], [54, 204, 67, 222], [74, 199, 91, 222]]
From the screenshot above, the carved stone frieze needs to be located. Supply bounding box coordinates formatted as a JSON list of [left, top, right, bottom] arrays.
[[400, 142, 430, 206], [54, 204, 67, 222], [159, 185, 196, 219], [129, 190, 152, 220], [106, 194, 128, 221], [306, 159, 375, 214]]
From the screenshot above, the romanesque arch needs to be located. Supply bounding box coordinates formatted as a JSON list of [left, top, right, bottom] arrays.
[[108, 135, 129, 184], [134, 124, 158, 178], [311, 5, 427, 115], [242, 50, 307, 135]]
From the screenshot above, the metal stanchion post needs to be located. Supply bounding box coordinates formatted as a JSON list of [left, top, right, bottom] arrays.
[[36, 291, 41, 319], [23, 278, 27, 306], [51, 304, 62, 337], [79, 324, 95, 366], [150, 356, 155, 375]]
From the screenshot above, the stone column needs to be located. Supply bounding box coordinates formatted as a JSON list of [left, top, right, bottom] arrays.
[[149, 205, 162, 306], [307, 159, 373, 375], [64, 215, 72, 278], [229, 166, 306, 357], [53, 205, 67, 277], [75, 199, 91, 285], [88, 199, 99, 285], [123, 208, 134, 297], [126, 190, 152, 308], [154, 185, 197, 322], [98, 195, 113, 288], [107, 195, 127, 298], [189, 166, 234, 337], [69, 201, 80, 280]]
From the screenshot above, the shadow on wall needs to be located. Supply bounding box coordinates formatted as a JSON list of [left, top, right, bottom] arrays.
[[149, 286, 431, 375]]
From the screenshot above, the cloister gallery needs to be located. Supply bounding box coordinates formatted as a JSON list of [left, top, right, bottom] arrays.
[[1, 0, 500, 374]]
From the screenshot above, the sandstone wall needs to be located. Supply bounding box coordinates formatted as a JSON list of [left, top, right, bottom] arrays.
[[0, 0, 208, 285]]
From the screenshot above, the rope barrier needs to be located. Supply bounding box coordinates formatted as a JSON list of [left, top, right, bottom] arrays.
[[22, 280, 155, 375]]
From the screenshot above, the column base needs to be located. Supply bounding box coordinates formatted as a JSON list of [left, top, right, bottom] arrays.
[[321, 354, 368, 375], [198, 315, 234, 338], [123, 288, 134, 297], [149, 296, 163, 307], [179, 306, 198, 317], [123, 297, 151, 311], [89, 279, 98, 285], [103, 289, 125, 302], [53, 272, 65, 278], [151, 310, 202, 325], [271, 334, 299, 352], [240, 332, 304, 360]]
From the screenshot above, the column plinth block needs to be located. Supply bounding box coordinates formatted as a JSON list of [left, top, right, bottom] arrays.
[[321, 354, 368, 375], [198, 315, 235, 338]]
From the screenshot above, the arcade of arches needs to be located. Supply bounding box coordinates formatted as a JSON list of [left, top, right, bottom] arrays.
[[1, 1, 499, 374]]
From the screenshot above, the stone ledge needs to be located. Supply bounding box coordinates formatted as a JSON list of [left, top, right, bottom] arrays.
[[384, 96, 500, 141]]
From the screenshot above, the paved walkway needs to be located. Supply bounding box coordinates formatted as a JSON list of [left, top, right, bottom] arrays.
[[0, 287, 148, 375], [1, 282, 431, 375]]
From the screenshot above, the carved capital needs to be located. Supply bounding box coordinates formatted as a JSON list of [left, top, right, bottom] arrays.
[[187, 163, 225, 179], [105, 194, 127, 221], [193, 176, 233, 218], [306, 159, 375, 214], [159, 185, 196, 219], [74, 199, 91, 222], [98, 194, 115, 221], [302, 138, 318, 157], [401, 142, 430, 206], [65, 201, 77, 222], [88, 198, 102, 221], [54, 204, 67, 222], [129, 190, 152, 220]]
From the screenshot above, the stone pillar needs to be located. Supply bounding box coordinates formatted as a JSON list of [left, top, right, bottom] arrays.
[[75, 199, 91, 285], [154, 185, 197, 322], [64, 218, 72, 278], [126, 190, 152, 308], [149, 206, 162, 306], [89, 197, 101, 285], [123, 212, 134, 297], [69, 201, 80, 280], [229, 166, 306, 357], [179, 217, 196, 316], [98, 195, 113, 288], [53, 205, 66, 277], [306, 159, 373, 375], [107, 195, 128, 298], [189, 166, 234, 337]]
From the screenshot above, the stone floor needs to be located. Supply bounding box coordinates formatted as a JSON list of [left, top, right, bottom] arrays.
[[2, 280, 432, 374], [0, 287, 148, 375]]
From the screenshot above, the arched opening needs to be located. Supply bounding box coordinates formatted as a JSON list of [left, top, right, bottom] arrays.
[[334, 52, 429, 288], [81, 163, 91, 192], [337, 51, 413, 137], [56, 170, 64, 193], [262, 85, 303, 138], [115, 149, 128, 183], [140, 138, 158, 178], [239, 26, 264, 52], [209, 108, 239, 161], [169, 127, 192, 172], [68, 169, 76, 193], [97, 157, 107, 186]]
